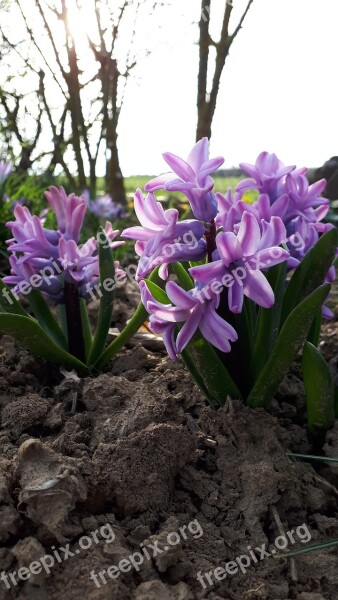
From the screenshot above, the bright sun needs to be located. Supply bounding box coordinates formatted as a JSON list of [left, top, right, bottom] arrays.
[[65, 1, 97, 45]]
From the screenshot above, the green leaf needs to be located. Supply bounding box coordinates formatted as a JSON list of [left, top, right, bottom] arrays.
[[247, 284, 331, 408], [307, 309, 322, 347], [182, 332, 242, 407], [0, 314, 89, 375], [27, 290, 68, 350], [302, 341, 334, 443], [0, 280, 28, 316], [87, 228, 115, 366], [281, 228, 338, 324], [144, 280, 170, 304], [172, 262, 194, 291]]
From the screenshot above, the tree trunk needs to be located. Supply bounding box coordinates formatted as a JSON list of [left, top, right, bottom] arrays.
[[196, 0, 254, 143], [106, 142, 126, 204], [196, 112, 212, 142]]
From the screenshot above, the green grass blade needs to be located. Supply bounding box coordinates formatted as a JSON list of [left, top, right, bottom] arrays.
[[275, 538, 338, 559], [288, 453, 338, 463]]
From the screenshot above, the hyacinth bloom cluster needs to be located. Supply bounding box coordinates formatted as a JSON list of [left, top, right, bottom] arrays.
[[123, 141, 336, 360], [84, 190, 128, 220], [4, 186, 124, 301]]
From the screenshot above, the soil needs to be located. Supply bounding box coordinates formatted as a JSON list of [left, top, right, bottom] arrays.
[[1, 289, 338, 600]]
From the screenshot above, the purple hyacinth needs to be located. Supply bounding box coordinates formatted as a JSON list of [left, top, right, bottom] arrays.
[[237, 151, 296, 202], [44, 186, 86, 243], [283, 172, 329, 224], [122, 189, 206, 279], [190, 212, 289, 313], [4, 187, 124, 302], [4, 254, 63, 300], [6, 204, 60, 262], [140, 280, 238, 357], [215, 188, 244, 233], [85, 191, 128, 219], [145, 138, 224, 222], [0, 159, 12, 184]]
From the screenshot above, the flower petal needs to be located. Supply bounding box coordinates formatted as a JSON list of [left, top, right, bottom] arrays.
[[217, 232, 242, 265], [176, 307, 201, 352], [244, 269, 274, 308], [187, 138, 209, 172], [165, 281, 196, 309], [237, 212, 260, 255], [163, 152, 196, 182], [200, 305, 237, 352], [228, 281, 244, 313]]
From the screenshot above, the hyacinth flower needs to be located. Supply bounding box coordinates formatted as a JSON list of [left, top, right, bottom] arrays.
[[129, 142, 338, 436], [145, 138, 224, 222], [0, 159, 13, 185], [283, 172, 329, 223], [0, 186, 148, 375], [237, 151, 296, 202], [122, 189, 206, 279], [85, 190, 128, 220], [140, 280, 238, 357], [190, 212, 289, 313]]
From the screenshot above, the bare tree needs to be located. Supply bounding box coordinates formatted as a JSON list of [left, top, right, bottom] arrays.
[[0, 0, 157, 202], [196, 0, 254, 141]]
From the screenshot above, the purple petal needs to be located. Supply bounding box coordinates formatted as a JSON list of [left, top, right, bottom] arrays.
[[237, 212, 260, 255], [199, 305, 237, 352], [176, 307, 201, 352], [259, 216, 286, 248], [197, 157, 224, 186], [217, 232, 242, 265], [189, 260, 224, 285], [187, 138, 209, 172], [163, 152, 195, 182], [244, 270, 274, 308], [228, 281, 244, 313], [165, 180, 195, 192], [147, 302, 190, 323], [144, 173, 174, 192], [239, 163, 259, 180], [166, 281, 196, 309], [236, 178, 258, 193], [251, 247, 289, 269]]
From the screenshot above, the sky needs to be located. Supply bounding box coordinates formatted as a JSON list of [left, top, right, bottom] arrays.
[[116, 0, 338, 176], [1, 0, 338, 178]]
